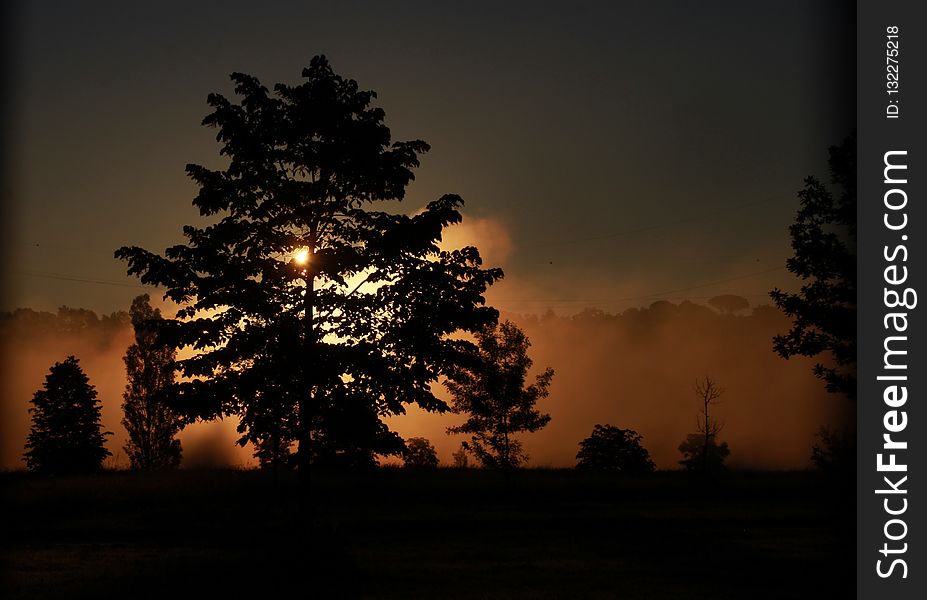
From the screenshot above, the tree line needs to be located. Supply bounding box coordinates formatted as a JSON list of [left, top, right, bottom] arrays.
[[23, 304, 732, 474]]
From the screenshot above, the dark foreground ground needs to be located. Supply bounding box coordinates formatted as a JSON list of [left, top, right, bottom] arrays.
[[1, 469, 853, 599]]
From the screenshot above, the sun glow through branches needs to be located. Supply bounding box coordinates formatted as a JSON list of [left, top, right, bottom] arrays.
[[293, 248, 310, 266]]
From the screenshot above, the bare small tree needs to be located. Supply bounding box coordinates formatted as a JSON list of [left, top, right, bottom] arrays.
[[694, 376, 724, 473]]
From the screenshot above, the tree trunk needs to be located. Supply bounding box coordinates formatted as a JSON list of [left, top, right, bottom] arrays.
[[271, 392, 280, 487], [503, 420, 510, 471], [297, 255, 316, 487], [702, 399, 710, 474]]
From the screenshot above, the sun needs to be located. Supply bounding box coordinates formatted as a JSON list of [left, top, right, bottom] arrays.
[[293, 248, 310, 266]]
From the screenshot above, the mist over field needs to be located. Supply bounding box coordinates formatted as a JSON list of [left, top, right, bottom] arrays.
[[0, 308, 253, 471], [392, 302, 847, 470], [1, 300, 847, 471]]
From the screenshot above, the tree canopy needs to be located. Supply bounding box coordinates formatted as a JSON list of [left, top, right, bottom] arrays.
[[116, 56, 502, 471], [403, 437, 439, 469], [708, 294, 749, 315], [770, 134, 856, 400], [24, 356, 111, 474], [446, 320, 552, 469], [575, 424, 655, 473]]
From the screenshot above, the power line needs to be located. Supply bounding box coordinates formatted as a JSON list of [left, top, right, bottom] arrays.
[[18, 269, 152, 290], [24, 241, 118, 257]]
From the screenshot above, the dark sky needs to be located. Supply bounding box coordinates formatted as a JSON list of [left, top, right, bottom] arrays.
[[5, 1, 854, 316]]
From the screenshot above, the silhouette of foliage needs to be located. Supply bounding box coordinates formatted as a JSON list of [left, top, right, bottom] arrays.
[[403, 437, 439, 468], [24, 356, 111, 474], [452, 442, 470, 468], [446, 320, 552, 470], [0, 307, 129, 340], [244, 385, 297, 470], [810, 426, 855, 475], [575, 424, 655, 473], [770, 134, 856, 400], [115, 56, 501, 471], [122, 295, 182, 470], [678, 433, 730, 472], [708, 294, 749, 315]]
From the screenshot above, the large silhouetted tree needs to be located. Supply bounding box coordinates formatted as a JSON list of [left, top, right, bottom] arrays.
[[24, 356, 111, 474], [770, 134, 856, 400], [575, 424, 655, 473], [116, 56, 501, 473], [446, 320, 552, 470], [122, 295, 182, 470]]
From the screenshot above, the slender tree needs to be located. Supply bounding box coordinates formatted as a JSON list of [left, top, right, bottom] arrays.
[[770, 134, 856, 400], [446, 320, 552, 470], [122, 295, 182, 470], [116, 56, 501, 473], [677, 376, 729, 473], [24, 356, 111, 474], [452, 442, 470, 468], [696, 377, 723, 472]]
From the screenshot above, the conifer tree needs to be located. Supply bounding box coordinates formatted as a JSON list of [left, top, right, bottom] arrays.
[[24, 356, 111, 474]]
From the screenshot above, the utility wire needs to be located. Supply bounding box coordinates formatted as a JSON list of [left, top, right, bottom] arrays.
[[18, 269, 152, 290]]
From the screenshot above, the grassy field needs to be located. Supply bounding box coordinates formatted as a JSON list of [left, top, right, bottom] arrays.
[[1, 468, 853, 599]]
